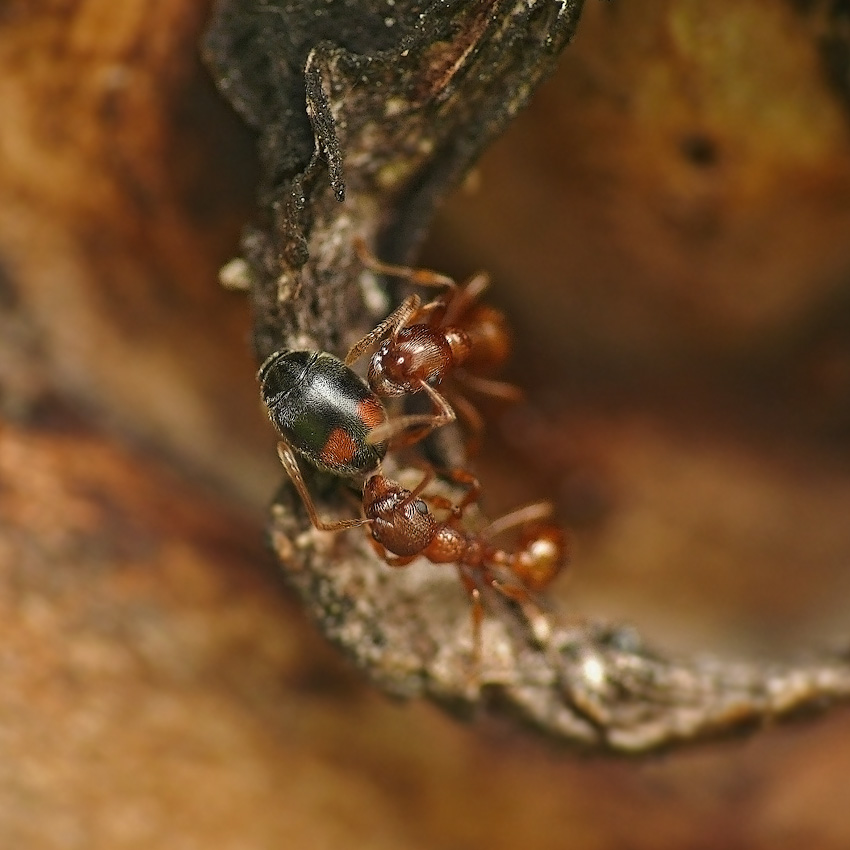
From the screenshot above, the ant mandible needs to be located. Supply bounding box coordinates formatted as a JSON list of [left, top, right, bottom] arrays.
[[346, 239, 521, 446], [362, 468, 567, 657]]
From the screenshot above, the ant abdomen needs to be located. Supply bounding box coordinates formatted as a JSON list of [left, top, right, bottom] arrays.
[[509, 525, 568, 591], [460, 304, 511, 374]]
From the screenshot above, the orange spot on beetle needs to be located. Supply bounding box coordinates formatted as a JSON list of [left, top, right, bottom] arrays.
[[320, 427, 358, 468], [358, 397, 386, 429]]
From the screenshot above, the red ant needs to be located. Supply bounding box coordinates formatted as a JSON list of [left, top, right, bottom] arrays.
[[345, 240, 521, 446], [362, 468, 568, 658]]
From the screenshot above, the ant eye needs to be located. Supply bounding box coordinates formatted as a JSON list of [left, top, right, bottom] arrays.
[[414, 499, 428, 515]]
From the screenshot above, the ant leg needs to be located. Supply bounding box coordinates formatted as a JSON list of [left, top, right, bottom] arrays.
[[488, 578, 552, 642], [409, 298, 447, 324], [411, 466, 480, 518], [443, 271, 491, 325], [444, 390, 485, 456], [354, 237, 457, 290], [345, 295, 421, 366], [448, 391, 485, 436], [489, 579, 532, 604], [457, 567, 484, 669], [480, 502, 554, 540], [404, 466, 436, 502], [487, 577, 555, 646], [366, 381, 456, 446], [276, 442, 368, 531], [366, 535, 417, 567], [454, 369, 523, 403], [440, 467, 482, 513]]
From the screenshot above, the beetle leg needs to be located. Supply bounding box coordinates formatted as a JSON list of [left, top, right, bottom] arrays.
[[276, 442, 368, 531]]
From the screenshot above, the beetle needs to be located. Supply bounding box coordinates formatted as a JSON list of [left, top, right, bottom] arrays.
[[259, 349, 388, 531]]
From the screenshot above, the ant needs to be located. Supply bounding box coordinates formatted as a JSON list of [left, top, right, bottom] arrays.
[[363, 468, 568, 658], [345, 240, 521, 446]]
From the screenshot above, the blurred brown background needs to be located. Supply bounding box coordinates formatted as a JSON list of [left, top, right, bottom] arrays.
[[1, 1, 850, 848]]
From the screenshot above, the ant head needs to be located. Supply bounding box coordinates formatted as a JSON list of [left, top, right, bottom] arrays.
[[363, 473, 395, 505], [363, 474, 436, 557]]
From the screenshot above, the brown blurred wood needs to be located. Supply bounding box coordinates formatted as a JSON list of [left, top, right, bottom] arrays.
[[0, 419, 410, 849], [433, 0, 850, 378], [3, 417, 850, 849], [0, 0, 272, 506], [2, 0, 850, 848]]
